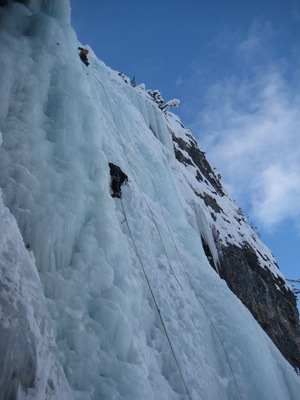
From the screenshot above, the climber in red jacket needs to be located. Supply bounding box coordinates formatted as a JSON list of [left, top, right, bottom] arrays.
[[78, 47, 89, 66]]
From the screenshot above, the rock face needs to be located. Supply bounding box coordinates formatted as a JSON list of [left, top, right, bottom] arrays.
[[220, 243, 300, 371], [167, 112, 300, 371]]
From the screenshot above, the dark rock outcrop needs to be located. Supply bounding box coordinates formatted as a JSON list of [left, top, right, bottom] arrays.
[[171, 131, 224, 195], [220, 242, 300, 371]]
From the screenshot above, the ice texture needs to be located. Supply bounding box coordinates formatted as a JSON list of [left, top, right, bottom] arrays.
[[0, 2, 299, 400]]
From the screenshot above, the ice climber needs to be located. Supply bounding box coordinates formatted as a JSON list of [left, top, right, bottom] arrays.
[[78, 47, 89, 66], [109, 163, 128, 199]]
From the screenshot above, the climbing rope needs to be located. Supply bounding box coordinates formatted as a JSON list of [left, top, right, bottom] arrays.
[[151, 178, 242, 398], [91, 70, 192, 399], [92, 71, 183, 290], [91, 69, 243, 400], [104, 80, 243, 400], [120, 199, 192, 400], [153, 201, 243, 399], [115, 114, 243, 399]]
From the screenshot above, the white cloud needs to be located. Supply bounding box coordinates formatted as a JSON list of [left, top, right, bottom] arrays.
[[189, 20, 300, 230], [252, 165, 300, 225]]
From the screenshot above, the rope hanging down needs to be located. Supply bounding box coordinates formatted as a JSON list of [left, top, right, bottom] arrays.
[[92, 71, 183, 291], [91, 69, 242, 400], [121, 122, 243, 399], [153, 191, 243, 400], [120, 199, 192, 400], [116, 118, 242, 399], [92, 71, 191, 399], [158, 214, 242, 400], [98, 74, 243, 400]]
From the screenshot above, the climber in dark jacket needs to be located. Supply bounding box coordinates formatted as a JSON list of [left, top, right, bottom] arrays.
[[109, 163, 128, 199], [78, 47, 89, 66]]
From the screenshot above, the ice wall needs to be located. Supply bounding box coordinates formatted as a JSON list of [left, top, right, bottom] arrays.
[[0, 2, 299, 400], [0, 190, 72, 400]]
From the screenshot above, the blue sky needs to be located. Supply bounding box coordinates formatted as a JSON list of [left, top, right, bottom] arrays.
[[71, 0, 300, 295]]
